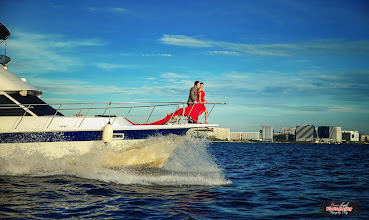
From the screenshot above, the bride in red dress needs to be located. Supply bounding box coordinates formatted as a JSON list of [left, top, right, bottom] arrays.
[[189, 82, 209, 124]]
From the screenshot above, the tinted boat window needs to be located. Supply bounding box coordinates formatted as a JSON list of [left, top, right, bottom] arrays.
[[0, 94, 63, 116]]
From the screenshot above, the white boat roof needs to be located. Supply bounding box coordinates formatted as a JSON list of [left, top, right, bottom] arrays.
[[0, 64, 41, 94]]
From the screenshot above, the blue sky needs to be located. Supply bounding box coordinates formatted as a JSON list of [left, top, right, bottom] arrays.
[[2, 0, 369, 133]]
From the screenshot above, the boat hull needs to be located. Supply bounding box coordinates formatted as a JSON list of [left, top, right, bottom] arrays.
[[0, 128, 190, 169], [0, 128, 189, 143]]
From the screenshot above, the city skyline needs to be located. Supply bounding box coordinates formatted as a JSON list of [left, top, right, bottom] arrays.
[[1, 0, 369, 133]]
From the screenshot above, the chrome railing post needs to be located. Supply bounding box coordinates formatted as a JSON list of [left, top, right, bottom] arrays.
[[141, 105, 152, 125], [208, 104, 216, 118], [46, 104, 62, 129], [112, 104, 124, 125], [125, 107, 132, 118], [14, 104, 30, 129], [167, 105, 180, 124], [102, 102, 110, 116], [79, 104, 93, 127], [146, 106, 156, 124]]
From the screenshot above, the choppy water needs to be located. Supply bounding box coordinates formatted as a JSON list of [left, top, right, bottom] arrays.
[[1, 139, 368, 219]]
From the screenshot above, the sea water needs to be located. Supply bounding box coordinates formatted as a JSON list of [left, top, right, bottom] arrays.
[[0, 139, 368, 219]]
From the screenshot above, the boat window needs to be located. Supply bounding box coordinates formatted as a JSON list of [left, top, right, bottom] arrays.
[[0, 93, 63, 116], [0, 94, 29, 116]]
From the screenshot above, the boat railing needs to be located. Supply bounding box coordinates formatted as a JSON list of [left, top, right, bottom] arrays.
[[0, 101, 226, 128]]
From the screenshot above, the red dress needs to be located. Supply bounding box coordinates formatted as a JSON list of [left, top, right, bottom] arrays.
[[126, 90, 207, 125], [189, 90, 206, 121]]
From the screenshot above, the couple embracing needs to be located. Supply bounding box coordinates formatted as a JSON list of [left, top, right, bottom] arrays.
[[187, 81, 209, 124]]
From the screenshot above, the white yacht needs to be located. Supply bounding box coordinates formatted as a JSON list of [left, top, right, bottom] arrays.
[[0, 23, 223, 169]]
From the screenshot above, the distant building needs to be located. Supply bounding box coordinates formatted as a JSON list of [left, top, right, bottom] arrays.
[[208, 127, 230, 140], [241, 132, 260, 141], [261, 126, 273, 142], [317, 126, 342, 143], [230, 132, 241, 140], [274, 133, 295, 142], [296, 125, 316, 142], [361, 134, 369, 143], [188, 127, 230, 140], [282, 127, 296, 135], [334, 127, 342, 143], [230, 132, 260, 141], [342, 130, 359, 142], [274, 133, 288, 141], [318, 126, 330, 138]]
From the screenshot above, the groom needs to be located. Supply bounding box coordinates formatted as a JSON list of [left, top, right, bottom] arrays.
[[186, 81, 200, 123], [187, 81, 200, 107]]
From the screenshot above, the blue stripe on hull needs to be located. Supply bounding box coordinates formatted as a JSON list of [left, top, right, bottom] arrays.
[[0, 128, 189, 143]]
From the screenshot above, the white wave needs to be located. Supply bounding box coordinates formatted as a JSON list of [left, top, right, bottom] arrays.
[[0, 135, 231, 186]]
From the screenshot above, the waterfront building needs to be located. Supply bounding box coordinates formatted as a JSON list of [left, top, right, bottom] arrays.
[[208, 127, 231, 140], [361, 134, 369, 143], [274, 133, 295, 142], [282, 127, 296, 135], [342, 130, 359, 142], [317, 126, 342, 143], [230, 132, 241, 140], [230, 132, 260, 141], [261, 126, 273, 142], [188, 127, 230, 140], [296, 125, 316, 142]]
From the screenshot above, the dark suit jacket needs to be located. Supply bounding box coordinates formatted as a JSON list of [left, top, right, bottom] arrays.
[[187, 86, 198, 106]]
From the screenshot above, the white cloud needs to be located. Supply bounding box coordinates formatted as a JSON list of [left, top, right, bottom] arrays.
[[30, 77, 191, 99], [159, 34, 213, 47], [208, 51, 241, 56], [120, 53, 172, 57], [96, 63, 133, 70], [88, 7, 129, 14], [108, 7, 129, 13], [142, 53, 172, 57], [160, 72, 187, 79], [160, 34, 369, 57], [32, 78, 131, 95], [7, 31, 105, 74]]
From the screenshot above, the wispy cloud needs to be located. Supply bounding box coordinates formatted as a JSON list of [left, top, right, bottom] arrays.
[[208, 51, 241, 56], [96, 63, 134, 70], [160, 34, 369, 57], [120, 53, 172, 57], [31, 78, 193, 102], [160, 34, 213, 47], [49, 4, 64, 9], [32, 78, 131, 95], [160, 72, 187, 79], [28, 67, 369, 118], [88, 7, 129, 14], [7, 31, 105, 74], [206, 69, 369, 103], [142, 53, 172, 57], [108, 7, 129, 13]]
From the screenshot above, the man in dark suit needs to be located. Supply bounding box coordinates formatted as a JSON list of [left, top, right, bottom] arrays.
[[186, 81, 200, 123], [187, 81, 200, 106]]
